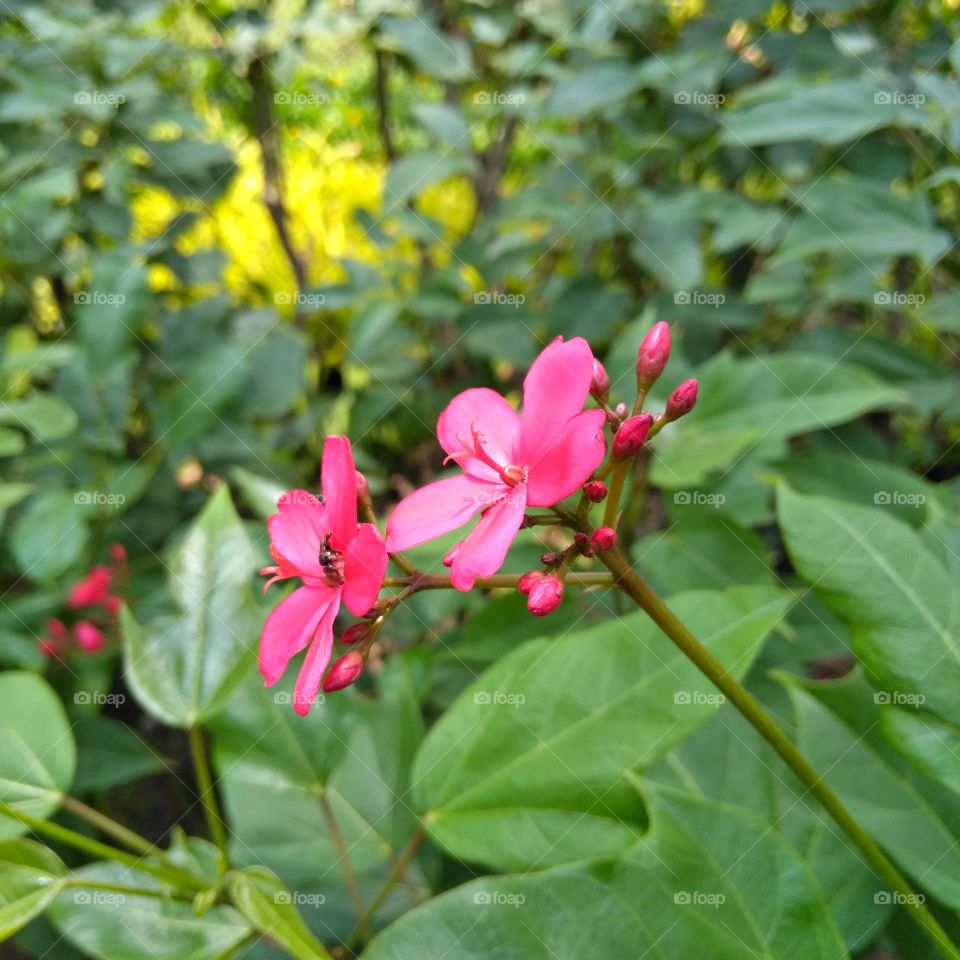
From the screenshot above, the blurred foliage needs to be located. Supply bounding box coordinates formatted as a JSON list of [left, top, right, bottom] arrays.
[[1, 0, 959, 957]]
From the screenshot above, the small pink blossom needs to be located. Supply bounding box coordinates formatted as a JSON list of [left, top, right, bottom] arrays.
[[527, 573, 564, 616], [67, 565, 113, 609], [666, 378, 699, 420], [613, 413, 653, 460], [259, 437, 388, 716], [386, 337, 606, 590], [589, 526, 617, 551], [323, 651, 365, 692], [74, 620, 105, 653], [636, 321, 671, 386]]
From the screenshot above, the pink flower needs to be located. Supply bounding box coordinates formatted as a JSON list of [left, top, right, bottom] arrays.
[[527, 573, 564, 616], [67, 565, 113, 609], [385, 337, 606, 590], [259, 437, 388, 716], [74, 620, 105, 653]]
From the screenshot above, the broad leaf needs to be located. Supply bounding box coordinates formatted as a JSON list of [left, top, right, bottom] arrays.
[[0, 839, 66, 939], [414, 587, 791, 870], [123, 485, 259, 727], [0, 672, 75, 837]]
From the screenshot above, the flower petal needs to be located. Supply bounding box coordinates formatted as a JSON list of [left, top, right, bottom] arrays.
[[292, 600, 339, 716], [259, 585, 340, 686], [385, 474, 504, 552], [322, 436, 358, 551], [450, 487, 527, 591], [438, 388, 520, 482], [267, 492, 327, 579], [517, 337, 596, 466], [343, 523, 388, 616], [525, 409, 607, 507]]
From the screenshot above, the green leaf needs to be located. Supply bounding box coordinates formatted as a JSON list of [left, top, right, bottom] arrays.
[[777, 486, 960, 729], [0, 390, 78, 441], [379, 18, 474, 82], [414, 587, 791, 870], [545, 62, 644, 118], [880, 706, 960, 797], [651, 353, 906, 487], [49, 862, 250, 960], [0, 672, 75, 837], [782, 673, 960, 908], [0, 839, 66, 939], [227, 867, 332, 960], [71, 716, 165, 793], [10, 490, 89, 581], [122, 485, 259, 727], [365, 786, 847, 960], [385, 150, 473, 204]]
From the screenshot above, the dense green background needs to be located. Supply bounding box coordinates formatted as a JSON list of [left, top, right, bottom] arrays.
[[1, 0, 959, 957]]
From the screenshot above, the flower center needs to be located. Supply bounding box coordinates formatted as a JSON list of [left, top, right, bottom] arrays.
[[449, 422, 526, 486]]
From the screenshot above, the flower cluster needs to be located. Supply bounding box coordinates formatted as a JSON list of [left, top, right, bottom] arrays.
[[260, 331, 697, 714], [40, 544, 127, 660]]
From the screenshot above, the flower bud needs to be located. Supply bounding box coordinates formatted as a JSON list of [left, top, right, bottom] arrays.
[[341, 623, 368, 645], [323, 651, 365, 692], [583, 480, 607, 502], [518, 570, 544, 595], [110, 542, 127, 564], [46, 618, 68, 642], [74, 620, 105, 653], [590, 359, 610, 403], [355, 470, 370, 503], [442, 542, 462, 568], [104, 596, 122, 615], [636, 322, 671, 388], [590, 526, 617, 551], [539, 552, 559, 565], [527, 574, 564, 616], [665, 379, 698, 421], [613, 414, 653, 459]]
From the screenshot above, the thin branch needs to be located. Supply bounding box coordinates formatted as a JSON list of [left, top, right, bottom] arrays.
[[374, 48, 396, 162], [318, 792, 367, 934]]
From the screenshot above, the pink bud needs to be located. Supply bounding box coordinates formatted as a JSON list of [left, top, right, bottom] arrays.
[[527, 574, 564, 616], [442, 542, 462, 568], [590, 359, 610, 402], [67, 565, 113, 609], [341, 623, 368, 645], [539, 552, 559, 565], [518, 570, 544, 595], [355, 470, 370, 502], [74, 621, 105, 654], [104, 596, 122, 615], [666, 379, 698, 420], [323, 651, 365, 692], [583, 480, 607, 502], [39, 639, 61, 659], [590, 526, 617, 551], [46, 618, 68, 641], [110, 543, 127, 565], [636, 322, 671, 386], [613, 414, 653, 459]]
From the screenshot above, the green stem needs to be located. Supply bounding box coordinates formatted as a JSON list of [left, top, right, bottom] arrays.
[[597, 546, 960, 960], [0, 800, 207, 892], [382, 572, 615, 590], [188, 726, 228, 867], [343, 826, 424, 951], [64, 878, 195, 903], [318, 792, 367, 934], [603, 461, 629, 528]]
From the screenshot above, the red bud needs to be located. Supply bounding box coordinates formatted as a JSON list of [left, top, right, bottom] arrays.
[[355, 470, 370, 502], [340, 623, 368, 645], [527, 574, 564, 616], [590, 359, 610, 402], [590, 526, 617, 551], [323, 651, 365, 692], [110, 542, 127, 564], [613, 414, 653, 459], [518, 571, 544, 595], [539, 552, 559, 565], [666, 379, 698, 420], [46, 618, 68, 641], [583, 480, 607, 502], [636, 322, 671, 387], [74, 620, 105, 653]]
